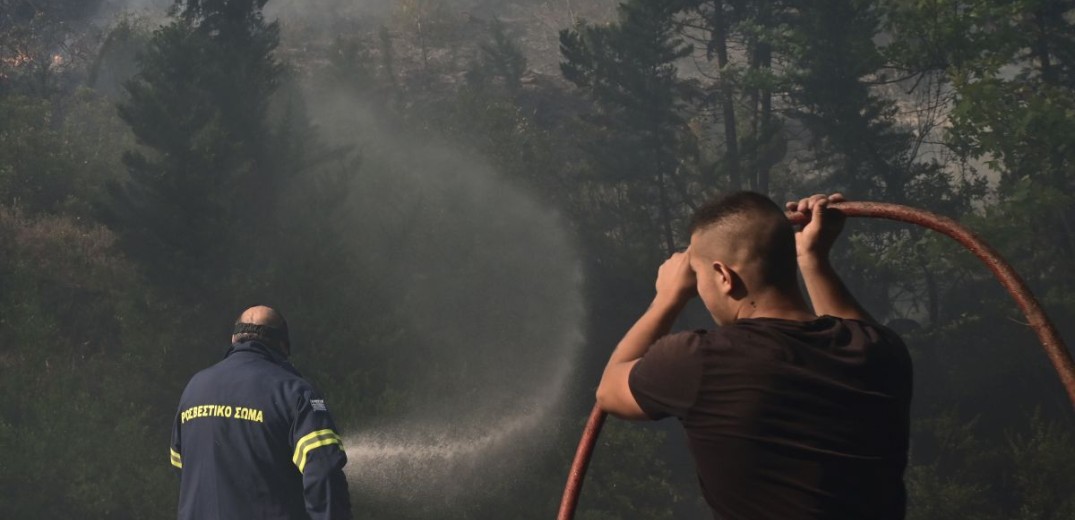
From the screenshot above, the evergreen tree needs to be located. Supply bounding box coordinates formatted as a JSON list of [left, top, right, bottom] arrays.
[[684, 0, 803, 195], [109, 0, 284, 296], [560, 0, 699, 255], [770, 0, 979, 326], [787, 0, 928, 203], [476, 18, 527, 93]]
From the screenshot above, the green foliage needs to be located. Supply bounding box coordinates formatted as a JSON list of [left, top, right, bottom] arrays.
[[560, 0, 701, 255], [89, 16, 154, 98], [3, 0, 1075, 517], [0, 95, 77, 212], [950, 79, 1075, 189], [576, 422, 680, 520], [1006, 411, 1075, 519], [888, 0, 1075, 273], [906, 410, 1075, 520], [786, 0, 945, 206], [0, 208, 185, 520], [0, 89, 133, 216], [110, 0, 284, 295], [471, 18, 527, 93]]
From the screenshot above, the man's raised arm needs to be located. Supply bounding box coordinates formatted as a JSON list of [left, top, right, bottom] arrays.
[[595, 250, 696, 420], [789, 194, 875, 322]]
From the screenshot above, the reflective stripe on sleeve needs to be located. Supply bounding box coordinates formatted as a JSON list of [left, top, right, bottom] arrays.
[[170, 448, 182, 469], [292, 429, 342, 473]]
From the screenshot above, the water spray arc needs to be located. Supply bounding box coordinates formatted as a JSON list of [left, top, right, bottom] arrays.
[[557, 201, 1075, 520]]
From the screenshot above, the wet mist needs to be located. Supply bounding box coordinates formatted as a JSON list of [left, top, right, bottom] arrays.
[[307, 88, 586, 507]]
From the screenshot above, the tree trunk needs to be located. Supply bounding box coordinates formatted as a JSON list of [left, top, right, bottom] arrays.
[[916, 241, 939, 326], [1033, 8, 1056, 85], [653, 117, 677, 254], [758, 41, 772, 195], [750, 0, 772, 194], [657, 166, 677, 254], [748, 55, 760, 192], [709, 0, 741, 190]]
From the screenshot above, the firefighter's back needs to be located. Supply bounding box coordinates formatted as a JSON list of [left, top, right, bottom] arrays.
[[174, 342, 312, 520]]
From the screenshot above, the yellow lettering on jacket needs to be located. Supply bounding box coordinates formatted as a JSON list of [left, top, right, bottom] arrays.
[[180, 404, 264, 424]]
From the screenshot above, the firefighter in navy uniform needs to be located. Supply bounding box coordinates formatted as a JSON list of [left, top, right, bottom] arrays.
[[169, 306, 353, 520]]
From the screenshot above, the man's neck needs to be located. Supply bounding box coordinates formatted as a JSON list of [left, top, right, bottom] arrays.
[[230, 340, 289, 361], [734, 287, 816, 322]]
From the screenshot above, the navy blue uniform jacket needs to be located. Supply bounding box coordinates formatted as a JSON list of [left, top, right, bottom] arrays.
[[170, 341, 352, 519]]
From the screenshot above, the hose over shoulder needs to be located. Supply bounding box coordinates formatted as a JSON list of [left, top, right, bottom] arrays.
[[790, 202, 1075, 406], [557, 201, 1075, 520]]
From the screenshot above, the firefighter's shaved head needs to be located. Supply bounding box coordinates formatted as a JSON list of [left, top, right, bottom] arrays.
[[232, 305, 290, 354], [689, 191, 798, 292], [239, 305, 287, 329]]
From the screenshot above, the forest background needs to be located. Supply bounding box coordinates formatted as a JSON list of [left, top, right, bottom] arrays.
[[2, 0, 1075, 518]]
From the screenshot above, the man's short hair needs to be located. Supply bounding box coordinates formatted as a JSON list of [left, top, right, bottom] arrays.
[[689, 191, 798, 290]]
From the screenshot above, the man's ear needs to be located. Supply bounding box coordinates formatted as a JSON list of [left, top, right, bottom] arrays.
[[713, 261, 736, 295]]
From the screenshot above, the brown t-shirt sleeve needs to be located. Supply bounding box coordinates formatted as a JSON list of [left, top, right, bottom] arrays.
[[628, 330, 706, 420]]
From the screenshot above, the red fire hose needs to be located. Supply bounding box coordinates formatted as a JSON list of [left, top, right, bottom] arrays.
[[557, 201, 1075, 520]]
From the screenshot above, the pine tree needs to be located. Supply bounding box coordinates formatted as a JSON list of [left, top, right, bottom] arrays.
[[477, 18, 527, 93], [109, 0, 283, 294], [560, 0, 698, 255]]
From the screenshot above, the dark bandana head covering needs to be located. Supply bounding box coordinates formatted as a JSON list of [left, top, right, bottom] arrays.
[[233, 322, 289, 343]]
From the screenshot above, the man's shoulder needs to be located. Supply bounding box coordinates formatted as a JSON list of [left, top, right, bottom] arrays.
[[849, 318, 908, 345], [819, 316, 911, 356], [675, 323, 770, 350], [729, 315, 904, 341], [702, 317, 907, 362], [646, 329, 731, 360], [184, 355, 314, 396], [726, 317, 912, 380], [661, 328, 730, 345]]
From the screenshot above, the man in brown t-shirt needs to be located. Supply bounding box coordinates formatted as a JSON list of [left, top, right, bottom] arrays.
[[595, 192, 911, 519]]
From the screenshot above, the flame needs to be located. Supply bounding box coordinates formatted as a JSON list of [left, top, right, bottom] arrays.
[[2, 49, 34, 68]]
